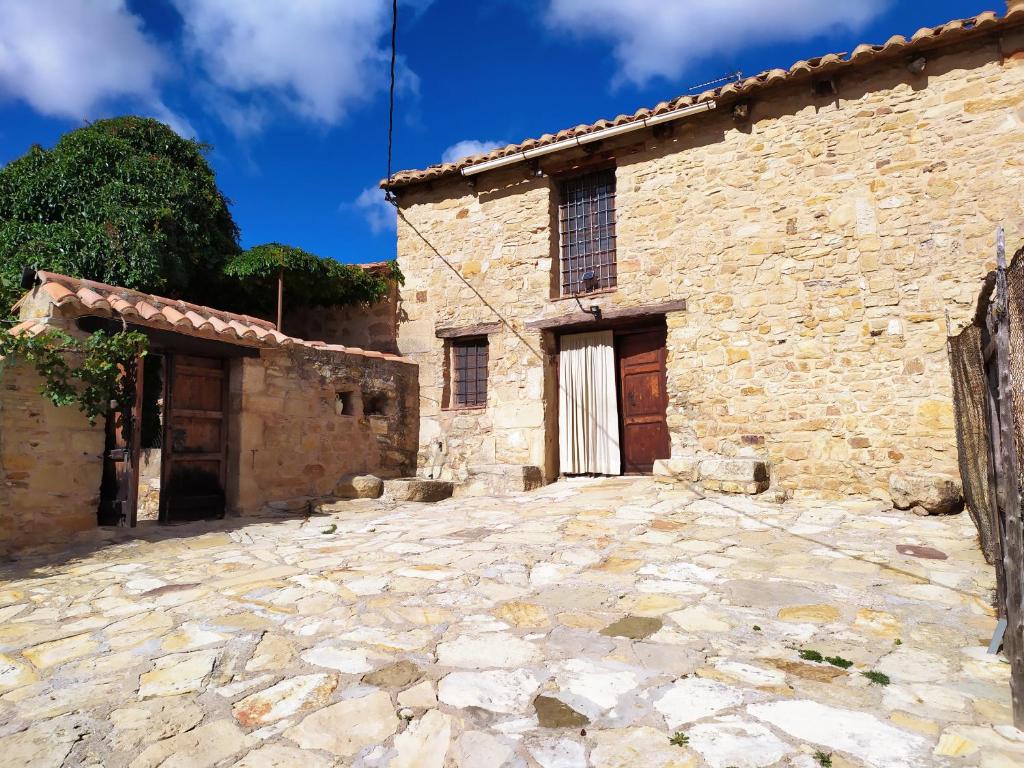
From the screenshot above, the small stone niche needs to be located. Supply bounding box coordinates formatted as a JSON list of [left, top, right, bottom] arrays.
[[335, 390, 357, 416], [363, 392, 392, 417]]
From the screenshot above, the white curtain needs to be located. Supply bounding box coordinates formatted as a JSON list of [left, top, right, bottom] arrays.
[[559, 330, 620, 475]]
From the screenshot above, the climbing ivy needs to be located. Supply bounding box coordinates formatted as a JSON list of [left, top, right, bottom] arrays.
[[222, 242, 403, 317], [0, 328, 148, 423]]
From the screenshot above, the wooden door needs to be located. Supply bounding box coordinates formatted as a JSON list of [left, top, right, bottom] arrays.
[[617, 327, 670, 474], [97, 357, 144, 526], [161, 354, 228, 521]]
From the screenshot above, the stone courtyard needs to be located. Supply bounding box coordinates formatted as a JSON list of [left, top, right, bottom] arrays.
[[0, 477, 1020, 768]]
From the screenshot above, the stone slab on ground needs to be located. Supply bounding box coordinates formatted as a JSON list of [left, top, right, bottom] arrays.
[[383, 477, 455, 502], [700, 457, 770, 494]]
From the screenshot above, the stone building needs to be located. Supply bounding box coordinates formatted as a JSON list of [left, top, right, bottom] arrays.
[[0, 271, 417, 553], [383, 5, 1024, 498]]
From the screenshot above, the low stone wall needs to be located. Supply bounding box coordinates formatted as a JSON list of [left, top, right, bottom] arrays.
[[231, 345, 419, 515], [0, 359, 105, 554]]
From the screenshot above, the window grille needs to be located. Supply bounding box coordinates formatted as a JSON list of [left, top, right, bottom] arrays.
[[558, 168, 617, 295], [452, 337, 488, 407]]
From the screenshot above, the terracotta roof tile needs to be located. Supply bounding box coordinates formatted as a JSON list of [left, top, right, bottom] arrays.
[[383, 8, 1020, 189], [19, 271, 412, 365]]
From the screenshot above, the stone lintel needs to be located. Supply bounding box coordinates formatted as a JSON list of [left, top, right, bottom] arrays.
[[524, 299, 686, 331], [435, 321, 504, 339]]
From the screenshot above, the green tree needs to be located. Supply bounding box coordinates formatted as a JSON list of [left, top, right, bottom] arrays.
[[0, 116, 240, 313]]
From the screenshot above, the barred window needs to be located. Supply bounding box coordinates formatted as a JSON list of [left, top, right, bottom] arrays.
[[452, 337, 488, 408], [558, 168, 617, 296]]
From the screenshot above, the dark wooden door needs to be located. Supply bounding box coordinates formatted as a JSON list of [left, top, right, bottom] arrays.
[[617, 327, 670, 474], [98, 357, 144, 527], [161, 353, 228, 521]]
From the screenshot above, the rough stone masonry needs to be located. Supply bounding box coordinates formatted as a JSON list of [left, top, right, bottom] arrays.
[[388, 11, 1024, 499]]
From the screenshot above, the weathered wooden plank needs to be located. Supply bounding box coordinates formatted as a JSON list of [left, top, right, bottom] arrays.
[[435, 321, 503, 339], [525, 299, 687, 330], [991, 225, 1024, 728]]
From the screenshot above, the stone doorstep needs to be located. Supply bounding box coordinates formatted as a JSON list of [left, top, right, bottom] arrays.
[[654, 455, 771, 496], [455, 464, 545, 498]]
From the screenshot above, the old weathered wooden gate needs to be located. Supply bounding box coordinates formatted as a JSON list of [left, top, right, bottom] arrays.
[[947, 227, 1024, 728], [160, 353, 228, 522], [97, 357, 144, 527]]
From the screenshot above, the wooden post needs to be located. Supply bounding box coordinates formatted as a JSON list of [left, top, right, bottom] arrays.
[[276, 268, 284, 332], [990, 225, 1024, 727]]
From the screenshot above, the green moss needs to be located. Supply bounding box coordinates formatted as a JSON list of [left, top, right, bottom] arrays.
[[798, 649, 824, 662], [824, 655, 853, 669]]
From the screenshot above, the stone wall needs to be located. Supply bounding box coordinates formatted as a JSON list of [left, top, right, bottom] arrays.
[[231, 345, 419, 514], [395, 30, 1024, 497], [0, 359, 105, 554], [284, 285, 399, 353]]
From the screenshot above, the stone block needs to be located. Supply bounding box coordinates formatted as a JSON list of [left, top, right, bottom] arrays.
[[699, 457, 770, 495], [383, 478, 454, 503], [889, 472, 963, 515], [335, 474, 384, 499], [456, 464, 544, 497], [653, 457, 702, 483]]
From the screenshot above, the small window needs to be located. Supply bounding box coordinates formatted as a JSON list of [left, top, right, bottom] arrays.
[[558, 168, 617, 296], [336, 390, 355, 416], [451, 337, 488, 408]]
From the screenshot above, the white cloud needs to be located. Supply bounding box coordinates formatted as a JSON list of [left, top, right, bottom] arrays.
[[545, 0, 889, 87], [0, 0, 170, 120], [171, 0, 417, 127], [353, 186, 397, 234], [442, 139, 506, 164]]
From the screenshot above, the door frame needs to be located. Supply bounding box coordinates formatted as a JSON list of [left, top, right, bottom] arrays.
[[552, 315, 669, 477]]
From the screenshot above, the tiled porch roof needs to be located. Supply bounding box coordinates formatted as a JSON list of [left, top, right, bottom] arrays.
[[382, 8, 1023, 190], [11, 271, 410, 364]]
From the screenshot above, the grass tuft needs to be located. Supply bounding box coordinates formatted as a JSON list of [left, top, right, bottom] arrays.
[[861, 670, 891, 685], [813, 750, 833, 767], [824, 655, 853, 669], [798, 649, 824, 662], [321, 524, 337, 535], [669, 732, 689, 747]]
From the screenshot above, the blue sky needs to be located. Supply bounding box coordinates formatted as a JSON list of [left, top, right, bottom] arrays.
[[0, 0, 993, 265]]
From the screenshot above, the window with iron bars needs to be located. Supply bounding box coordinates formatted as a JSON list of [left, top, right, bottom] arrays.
[[450, 337, 488, 408], [558, 168, 617, 296]]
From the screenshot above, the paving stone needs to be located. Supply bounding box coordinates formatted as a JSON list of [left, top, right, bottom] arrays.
[[456, 730, 517, 767], [234, 744, 335, 768], [776, 604, 840, 623], [0, 652, 38, 691], [245, 633, 294, 672], [300, 645, 372, 673], [22, 632, 99, 669], [748, 700, 929, 768], [687, 717, 793, 768], [109, 697, 205, 751], [284, 690, 398, 756], [232, 673, 337, 727], [128, 718, 254, 768], [655, 678, 747, 728], [397, 679, 437, 708], [362, 659, 422, 688], [391, 709, 453, 768], [138, 649, 219, 699], [534, 695, 590, 728], [600, 615, 663, 639], [527, 737, 587, 768], [438, 669, 542, 713], [437, 633, 541, 668], [496, 600, 550, 627], [590, 726, 697, 767], [0, 713, 89, 768]]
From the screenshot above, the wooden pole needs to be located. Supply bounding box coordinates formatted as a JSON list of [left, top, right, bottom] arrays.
[[276, 268, 284, 332], [991, 225, 1024, 727]]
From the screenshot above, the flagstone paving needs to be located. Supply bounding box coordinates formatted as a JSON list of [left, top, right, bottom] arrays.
[[0, 476, 1021, 767]]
